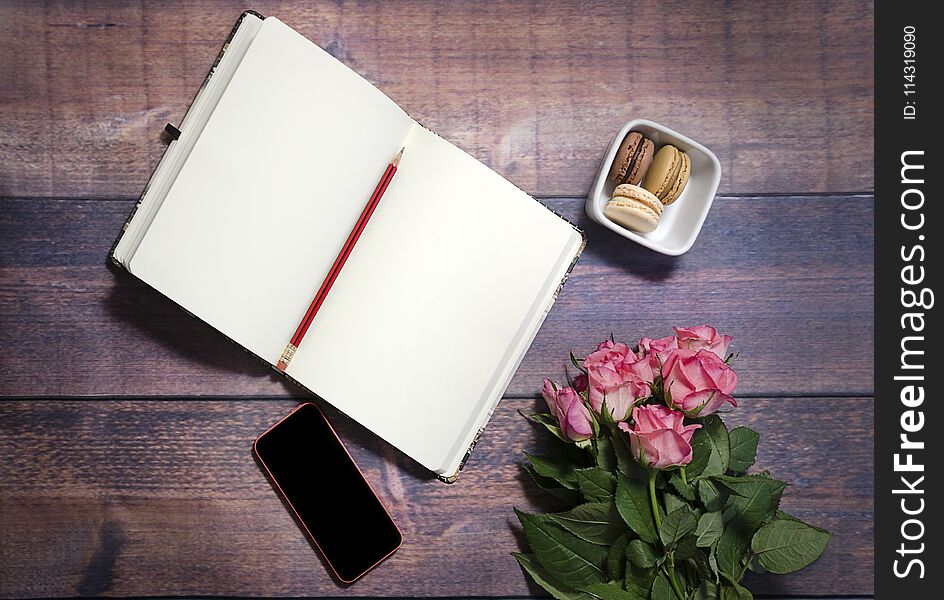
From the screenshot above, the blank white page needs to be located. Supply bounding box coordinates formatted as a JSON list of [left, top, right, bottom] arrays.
[[286, 126, 583, 475], [128, 17, 414, 364]]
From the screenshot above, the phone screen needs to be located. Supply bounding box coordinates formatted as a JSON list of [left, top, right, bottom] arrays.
[[253, 403, 401, 582]]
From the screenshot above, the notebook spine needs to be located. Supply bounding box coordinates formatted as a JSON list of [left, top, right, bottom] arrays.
[[109, 10, 266, 269]]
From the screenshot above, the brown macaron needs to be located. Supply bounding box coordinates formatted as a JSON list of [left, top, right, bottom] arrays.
[[608, 131, 655, 185]]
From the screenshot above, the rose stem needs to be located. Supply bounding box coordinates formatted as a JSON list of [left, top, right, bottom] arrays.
[[648, 470, 662, 530], [649, 471, 686, 600]]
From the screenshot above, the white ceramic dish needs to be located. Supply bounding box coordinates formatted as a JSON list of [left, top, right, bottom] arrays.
[[585, 119, 721, 256]]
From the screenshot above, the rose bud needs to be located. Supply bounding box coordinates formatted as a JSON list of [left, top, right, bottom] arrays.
[[674, 325, 733, 359], [542, 379, 593, 442], [663, 349, 738, 416], [619, 404, 701, 470]]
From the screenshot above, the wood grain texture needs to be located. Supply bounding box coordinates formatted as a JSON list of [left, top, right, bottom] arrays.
[[0, 0, 873, 199], [0, 398, 873, 598], [0, 196, 873, 398]]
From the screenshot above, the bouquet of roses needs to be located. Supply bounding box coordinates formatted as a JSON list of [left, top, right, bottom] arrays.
[[513, 326, 831, 600]]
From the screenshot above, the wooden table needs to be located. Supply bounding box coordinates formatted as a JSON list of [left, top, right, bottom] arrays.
[[0, 2, 873, 598]]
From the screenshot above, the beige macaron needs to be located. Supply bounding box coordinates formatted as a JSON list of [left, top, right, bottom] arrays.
[[662, 151, 691, 205], [643, 145, 690, 205], [604, 184, 664, 233]]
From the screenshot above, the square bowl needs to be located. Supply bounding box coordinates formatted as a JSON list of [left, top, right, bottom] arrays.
[[585, 119, 721, 256]]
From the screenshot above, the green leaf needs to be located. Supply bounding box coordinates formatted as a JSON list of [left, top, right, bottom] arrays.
[[705, 415, 730, 472], [550, 502, 626, 545], [513, 552, 595, 600], [626, 539, 660, 568], [650, 572, 675, 600], [746, 555, 766, 574], [715, 475, 787, 528], [724, 482, 772, 530], [727, 427, 759, 473], [751, 518, 832, 574], [612, 432, 637, 476], [616, 475, 658, 544], [522, 411, 570, 443], [708, 545, 721, 583], [686, 429, 711, 477], [576, 467, 617, 502], [690, 548, 715, 580], [515, 509, 608, 588], [606, 533, 630, 580], [720, 581, 753, 600], [696, 511, 724, 548], [669, 473, 696, 501], [625, 563, 657, 600], [527, 452, 580, 489], [523, 463, 581, 504], [688, 416, 729, 479], [663, 491, 688, 515], [692, 580, 719, 600], [674, 534, 698, 561], [660, 506, 698, 548], [594, 435, 618, 472], [523, 412, 559, 426], [775, 510, 832, 533], [698, 478, 723, 511], [715, 523, 754, 580], [580, 582, 636, 600], [715, 473, 788, 498]]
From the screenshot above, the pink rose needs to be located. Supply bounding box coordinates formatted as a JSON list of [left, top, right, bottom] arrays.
[[542, 379, 593, 442], [588, 377, 651, 422], [663, 349, 738, 416], [638, 335, 679, 370], [619, 405, 701, 469], [584, 340, 654, 420], [674, 325, 733, 359], [583, 340, 634, 388]]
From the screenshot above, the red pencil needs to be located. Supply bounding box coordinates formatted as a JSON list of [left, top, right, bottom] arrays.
[[276, 147, 404, 372]]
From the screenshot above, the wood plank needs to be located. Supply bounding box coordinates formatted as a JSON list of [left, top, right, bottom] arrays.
[[0, 0, 873, 198], [0, 398, 873, 597], [0, 195, 874, 398]]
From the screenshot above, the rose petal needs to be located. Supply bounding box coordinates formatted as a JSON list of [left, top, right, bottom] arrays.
[[636, 429, 694, 469], [677, 389, 737, 417], [541, 379, 558, 414]]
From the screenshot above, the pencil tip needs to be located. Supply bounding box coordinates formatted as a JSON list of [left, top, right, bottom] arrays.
[[392, 147, 404, 167]]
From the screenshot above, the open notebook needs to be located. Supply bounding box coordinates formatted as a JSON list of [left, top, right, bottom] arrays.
[[112, 12, 585, 481]]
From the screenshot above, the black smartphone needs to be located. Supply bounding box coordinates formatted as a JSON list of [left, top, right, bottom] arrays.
[[253, 402, 401, 583]]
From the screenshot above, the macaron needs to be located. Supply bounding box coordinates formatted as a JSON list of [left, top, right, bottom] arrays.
[[608, 131, 655, 185], [643, 144, 690, 205], [662, 151, 691, 205], [604, 184, 663, 233]]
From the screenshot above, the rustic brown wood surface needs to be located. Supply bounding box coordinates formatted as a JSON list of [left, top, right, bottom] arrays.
[[0, 1, 872, 199], [0, 196, 873, 399], [0, 399, 872, 598], [0, 1, 873, 598]]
